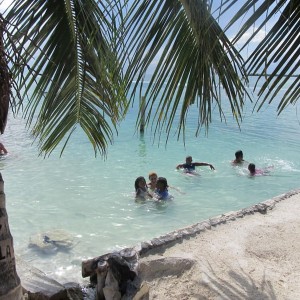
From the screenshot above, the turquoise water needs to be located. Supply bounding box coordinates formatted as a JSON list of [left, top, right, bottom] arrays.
[[2, 79, 300, 284]]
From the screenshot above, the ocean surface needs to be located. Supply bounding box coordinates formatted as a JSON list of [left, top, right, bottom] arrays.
[[2, 78, 300, 285]]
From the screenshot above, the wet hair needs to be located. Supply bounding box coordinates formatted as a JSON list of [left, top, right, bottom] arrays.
[[148, 172, 158, 179], [186, 155, 192, 161], [156, 177, 168, 190], [235, 150, 243, 159], [134, 176, 146, 191], [248, 163, 256, 173]]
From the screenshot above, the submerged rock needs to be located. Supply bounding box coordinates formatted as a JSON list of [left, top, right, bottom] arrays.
[[29, 229, 75, 254]]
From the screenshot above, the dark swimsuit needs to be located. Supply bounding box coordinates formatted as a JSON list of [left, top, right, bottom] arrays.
[[182, 163, 195, 171]]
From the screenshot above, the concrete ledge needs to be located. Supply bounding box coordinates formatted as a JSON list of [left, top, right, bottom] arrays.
[[82, 188, 300, 278], [135, 189, 300, 256]]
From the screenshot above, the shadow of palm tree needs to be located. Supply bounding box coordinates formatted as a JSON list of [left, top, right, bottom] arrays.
[[194, 260, 277, 300]]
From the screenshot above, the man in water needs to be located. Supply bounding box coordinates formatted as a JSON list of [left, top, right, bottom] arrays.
[[232, 150, 245, 165], [176, 156, 215, 172]]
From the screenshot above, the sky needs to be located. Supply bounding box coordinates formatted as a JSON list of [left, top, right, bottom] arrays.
[[0, 0, 12, 11]]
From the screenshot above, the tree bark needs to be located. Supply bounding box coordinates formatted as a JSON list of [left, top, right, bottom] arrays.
[[0, 173, 23, 300]]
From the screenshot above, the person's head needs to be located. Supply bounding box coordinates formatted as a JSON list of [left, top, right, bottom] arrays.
[[248, 163, 256, 174], [156, 177, 168, 191], [186, 156, 193, 164], [148, 172, 158, 183], [134, 176, 146, 191], [234, 150, 244, 163]]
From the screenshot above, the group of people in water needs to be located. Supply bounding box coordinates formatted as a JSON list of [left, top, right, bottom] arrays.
[[134, 173, 170, 201], [134, 150, 271, 201], [232, 150, 272, 176]]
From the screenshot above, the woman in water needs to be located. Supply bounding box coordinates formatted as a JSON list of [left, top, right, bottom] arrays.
[[135, 176, 152, 200]]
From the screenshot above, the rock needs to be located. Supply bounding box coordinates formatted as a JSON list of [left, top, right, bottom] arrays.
[[28, 229, 74, 254], [138, 257, 195, 281], [132, 283, 149, 300], [16, 257, 83, 299], [102, 270, 121, 300]]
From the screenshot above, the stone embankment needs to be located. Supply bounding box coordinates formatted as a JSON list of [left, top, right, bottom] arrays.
[[17, 189, 300, 299]]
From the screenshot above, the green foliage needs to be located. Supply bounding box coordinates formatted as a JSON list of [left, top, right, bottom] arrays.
[[5, 0, 128, 156], [3, 0, 299, 156], [226, 0, 300, 113], [123, 0, 249, 143]]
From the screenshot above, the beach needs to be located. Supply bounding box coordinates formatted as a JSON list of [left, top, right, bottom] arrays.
[[17, 189, 300, 299], [133, 189, 300, 299]]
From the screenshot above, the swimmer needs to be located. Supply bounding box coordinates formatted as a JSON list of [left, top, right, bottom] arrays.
[[0, 143, 7, 155], [232, 150, 246, 165], [154, 177, 171, 200], [134, 176, 152, 200], [248, 163, 272, 176], [176, 156, 215, 172]]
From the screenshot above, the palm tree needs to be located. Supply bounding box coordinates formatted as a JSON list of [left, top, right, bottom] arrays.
[[123, 0, 299, 137], [5, 0, 129, 157], [5, 0, 298, 156], [0, 0, 298, 298], [226, 0, 300, 113]]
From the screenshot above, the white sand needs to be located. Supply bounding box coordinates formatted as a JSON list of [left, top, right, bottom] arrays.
[[136, 190, 300, 299]]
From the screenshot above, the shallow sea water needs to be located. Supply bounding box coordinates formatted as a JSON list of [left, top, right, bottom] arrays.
[[2, 79, 300, 284]]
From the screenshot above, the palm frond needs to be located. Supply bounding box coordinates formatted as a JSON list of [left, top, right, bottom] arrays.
[[226, 0, 300, 113], [123, 0, 249, 142], [5, 0, 127, 156]]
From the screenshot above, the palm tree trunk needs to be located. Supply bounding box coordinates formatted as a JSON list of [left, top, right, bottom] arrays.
[[0, 173, 23, 300]]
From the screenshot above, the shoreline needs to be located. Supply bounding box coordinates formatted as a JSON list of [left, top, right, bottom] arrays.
[[133, 188, 300, 299], [18, 188, 300, 298]]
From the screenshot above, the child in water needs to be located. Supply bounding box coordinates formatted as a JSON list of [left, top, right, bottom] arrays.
[[248, 163, 273, 176], [148, 171, 184, 195], [147, 172, 158, 193], [135, 176, 152, 200], [154, 177, 172, 200]]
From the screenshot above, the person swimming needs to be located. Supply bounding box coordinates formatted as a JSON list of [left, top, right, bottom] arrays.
[[176, 155, 215, 173], [232, 150, 246, 165], [248, 163, 273, 176]]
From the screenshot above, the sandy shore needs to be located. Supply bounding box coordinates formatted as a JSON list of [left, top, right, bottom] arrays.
[[135, 189, 300, 299], [18, 189, 300, 299]]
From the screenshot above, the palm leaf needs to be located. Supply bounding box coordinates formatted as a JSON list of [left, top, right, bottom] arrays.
[[5, 0, 127, 156], [123, 0, 249, 142], [226, 0, 300, 113]]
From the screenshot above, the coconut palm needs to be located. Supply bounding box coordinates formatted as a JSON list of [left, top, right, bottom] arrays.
[[4, 0, 129, 157], [227, 0, 300, 114], [3, 0, 251, 157], [0, 0, 298, 298], [1, 0, 298, 155], [124, 0, 299, 136]]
